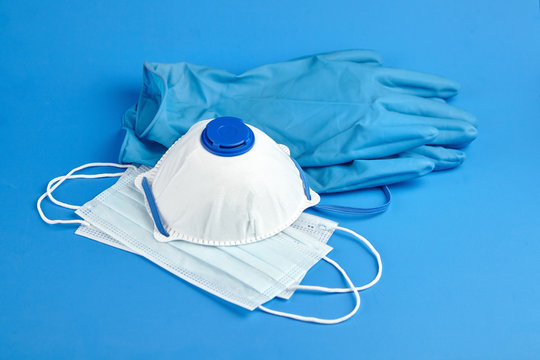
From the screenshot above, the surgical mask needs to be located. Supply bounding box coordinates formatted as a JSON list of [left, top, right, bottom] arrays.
[[37, 119, 382, 324], [75, 200, 338, 300], [75, 195, 339, 302], [39, 163, 381, 324]]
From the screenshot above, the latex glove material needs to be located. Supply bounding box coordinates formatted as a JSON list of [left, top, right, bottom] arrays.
[[119, 50, 477, 167], [305, 145, 467, 192], [302, 95, 477, 192], [119, 50, 477, 192]]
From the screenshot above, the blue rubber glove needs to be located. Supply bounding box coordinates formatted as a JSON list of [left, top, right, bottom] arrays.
[[119, 50, 477, 193], [303, 145, 467, 192]]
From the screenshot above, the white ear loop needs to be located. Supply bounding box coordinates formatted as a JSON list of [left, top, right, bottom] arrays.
[[296, 226, 382, 293], [257, 226, 382, 324], [37, 162, 136, 225], [258, 256, 360, 324]]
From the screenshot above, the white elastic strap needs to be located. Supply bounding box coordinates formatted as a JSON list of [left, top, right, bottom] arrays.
[[37, 162, 135, 225], [295, 226, 382, 293], [258, 256, 360, 324]]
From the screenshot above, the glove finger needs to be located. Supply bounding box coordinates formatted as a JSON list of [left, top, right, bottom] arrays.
[[378, 110, 478, 148], [297, 125, 438, 167], [312, 49, 382, 64], [376, 67, 460, 99], [402, 145, 466, 171], [304, 157, 435, 193], [427, 97, 446, 103], [376, 94, 478, 126]]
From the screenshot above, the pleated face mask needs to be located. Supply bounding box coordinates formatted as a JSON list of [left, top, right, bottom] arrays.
[[134, 117, 320, 245], [37, 118, 383, 324], [38, 164, 381, 324], [82, 167, 337, 307]]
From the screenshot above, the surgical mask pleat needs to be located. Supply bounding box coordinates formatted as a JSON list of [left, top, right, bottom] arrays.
[[273, 227, 333, 299], [237, 234, 308, 274], [115, 177, 148, 205], [76, 224, 135, 253], [170, 241, 286, 295], [289, 214, 337, 244], [115, 174, 319, 295], [101, 181, 292, 296], [216, 244, 289, 282], [77, 191, 274, 310], [78, 167, 337, 308], [220, 232, 331, 288], [282, 227, 330, 254]]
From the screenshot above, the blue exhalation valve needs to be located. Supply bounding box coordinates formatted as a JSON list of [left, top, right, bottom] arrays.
[[201, 117, 255, 156]]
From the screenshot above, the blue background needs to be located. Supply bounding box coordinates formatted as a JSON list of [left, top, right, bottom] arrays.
[[1, 0, 539, 358]]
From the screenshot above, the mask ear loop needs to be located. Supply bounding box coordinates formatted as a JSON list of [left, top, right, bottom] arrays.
[[258, 256, 360, 324], [257, 226, 382, 324], [297, 226, 382, 293], [37, 162, 136, 225]]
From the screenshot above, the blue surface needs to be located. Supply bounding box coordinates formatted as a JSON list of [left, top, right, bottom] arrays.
[[1, 0, 539, 358]]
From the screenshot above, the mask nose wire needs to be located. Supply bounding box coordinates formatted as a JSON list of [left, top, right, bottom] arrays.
[[37, 162, 136, 225], [141, 177, 170, 237]]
